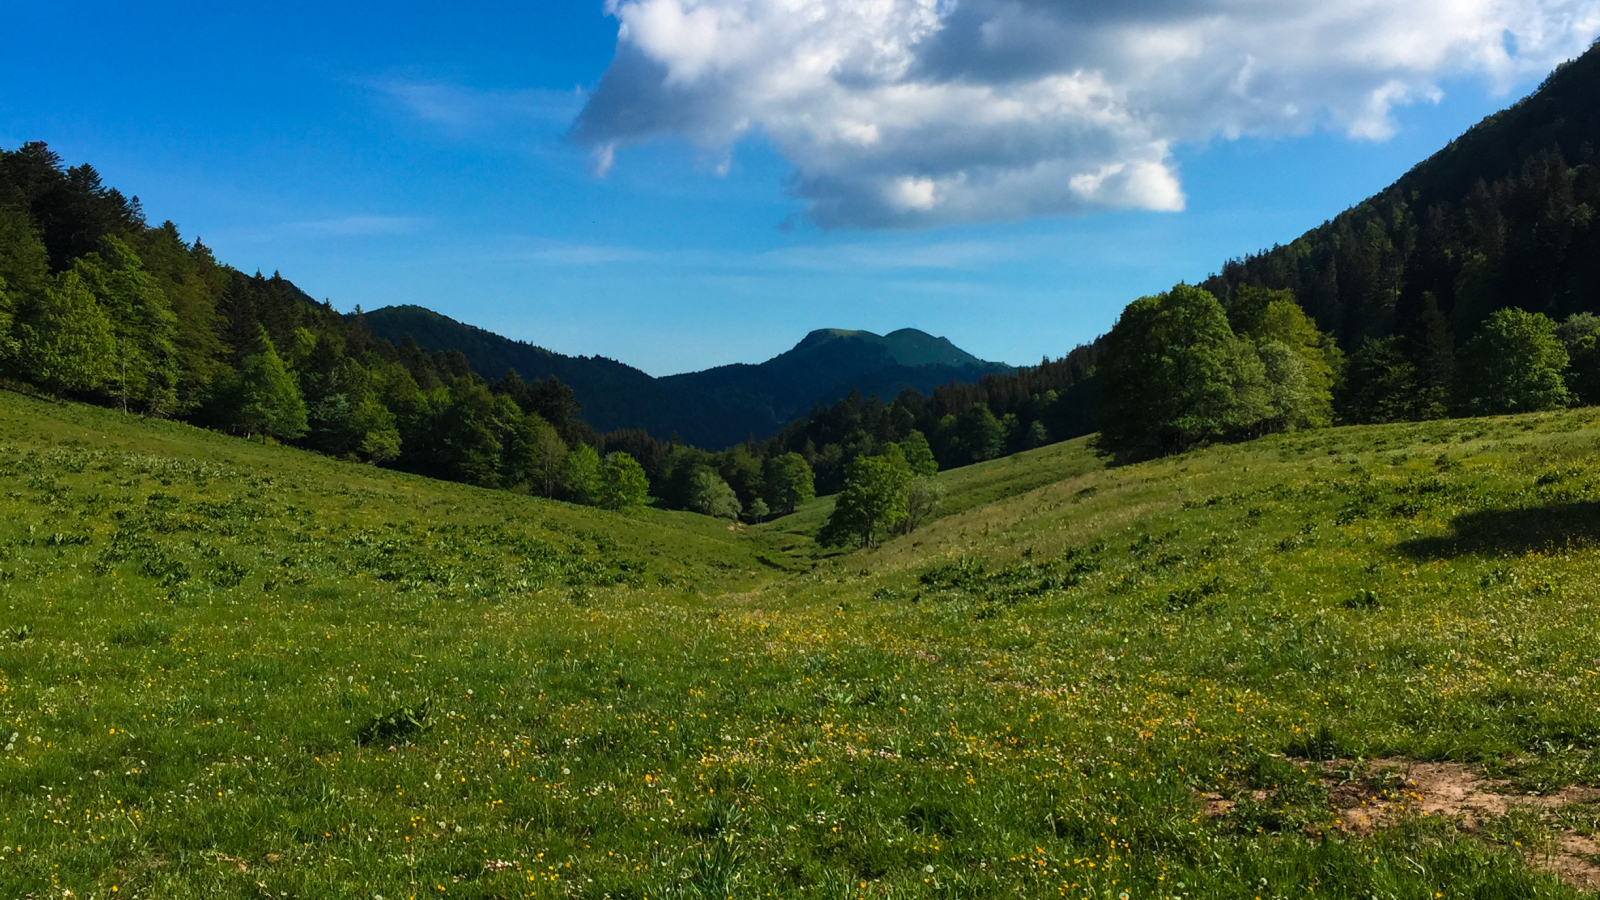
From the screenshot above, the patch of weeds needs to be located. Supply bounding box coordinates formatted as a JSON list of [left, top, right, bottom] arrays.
[[1343, 590, 1381, 611], [1223, 755, 1330, 835], [209, 560, 250, 589], [1165, 577, 1222, 611], [110, 619, 170, 648], [1286, 724, 1342, 762], [904, 800, 964, 838], [356, 700, 430, 746]]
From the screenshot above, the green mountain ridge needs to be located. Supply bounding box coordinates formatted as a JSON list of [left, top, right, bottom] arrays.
[[790, 326, 991, 368], [361, 305, 1014, 448]]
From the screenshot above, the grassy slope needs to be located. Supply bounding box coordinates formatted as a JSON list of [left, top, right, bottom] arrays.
[[6, 392, 1600, 897], [761, 435, 1107, 552]]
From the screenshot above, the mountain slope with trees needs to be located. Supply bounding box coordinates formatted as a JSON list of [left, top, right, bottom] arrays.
[[362, 305, 1013, 448], [1198, 39, 1600, 424]]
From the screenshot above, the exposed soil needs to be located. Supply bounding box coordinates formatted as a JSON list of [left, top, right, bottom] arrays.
[[1546, 834, 1600, 892], [1198, 758, 1600, 892], [1324, 758, 1598, 832]]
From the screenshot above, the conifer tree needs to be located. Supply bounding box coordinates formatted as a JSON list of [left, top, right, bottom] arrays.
[[1337, 337, 1424, 424], [236, 325, 308, 440]]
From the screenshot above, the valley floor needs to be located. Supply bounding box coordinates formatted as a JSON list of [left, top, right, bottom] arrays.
[[5, 391, 1600, 897]]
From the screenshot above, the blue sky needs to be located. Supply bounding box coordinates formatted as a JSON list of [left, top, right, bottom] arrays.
[[2, 1, 1595, 375]]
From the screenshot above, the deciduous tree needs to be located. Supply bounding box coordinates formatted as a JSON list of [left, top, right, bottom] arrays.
[[1454, 308, 1570, 415], [819, 451, 912, 549], [597, 452, 650, 511], [14, 269, 114, 396]]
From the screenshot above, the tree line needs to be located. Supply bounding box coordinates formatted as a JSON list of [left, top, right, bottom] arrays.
[[7, 31, 1600, 541], [0, 141, 713, 513]]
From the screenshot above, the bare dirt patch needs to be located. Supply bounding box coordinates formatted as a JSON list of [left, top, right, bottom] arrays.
[[1325, 758, 1598, 832], [1544, 833, 1600, 891], [1195, 758, 1600, 891]]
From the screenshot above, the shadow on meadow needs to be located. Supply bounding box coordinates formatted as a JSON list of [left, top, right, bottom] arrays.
[[1398, 501, 1600, 559]]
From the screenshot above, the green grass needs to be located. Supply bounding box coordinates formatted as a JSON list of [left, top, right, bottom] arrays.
[[6, 391, 1600, 898], [759, 437, 1107, 553]]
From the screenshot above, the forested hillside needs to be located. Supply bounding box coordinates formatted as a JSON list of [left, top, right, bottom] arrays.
[[4, 41, 1600, 532], [778, 38, 1600, 493], [0, 142, 676, 511], [1200, 41, 1600, 423], [364, 305, 1013, 448]]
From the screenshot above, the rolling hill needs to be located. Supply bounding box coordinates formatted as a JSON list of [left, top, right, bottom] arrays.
[[9, 390, 1600, 896], [362, 304, 1013, 448]]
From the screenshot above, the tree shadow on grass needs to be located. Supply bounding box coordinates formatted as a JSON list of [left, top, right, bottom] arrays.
[[1398, 501, 1600, 559]]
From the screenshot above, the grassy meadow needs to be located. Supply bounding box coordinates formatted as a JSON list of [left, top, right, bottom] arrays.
[[6, 390, 1600, 897]]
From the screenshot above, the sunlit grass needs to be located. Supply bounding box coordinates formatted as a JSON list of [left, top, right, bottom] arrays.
[[5, 392, 1600, 897]]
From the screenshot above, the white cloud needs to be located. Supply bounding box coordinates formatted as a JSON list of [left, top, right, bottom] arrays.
[[370, 79, 585, 135], [574, 0, 1600, 228]]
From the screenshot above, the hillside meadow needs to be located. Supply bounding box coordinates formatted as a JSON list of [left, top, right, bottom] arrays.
[[6, 391, 1600, 897]]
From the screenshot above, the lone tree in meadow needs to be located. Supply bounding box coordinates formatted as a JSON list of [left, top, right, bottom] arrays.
[[1454, 307, 1570, 416], [762, 452, 816, 515], [820, 450, 912, 549]]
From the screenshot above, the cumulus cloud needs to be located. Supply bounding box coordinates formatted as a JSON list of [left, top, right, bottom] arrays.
[[572, 0, 1600, 228]]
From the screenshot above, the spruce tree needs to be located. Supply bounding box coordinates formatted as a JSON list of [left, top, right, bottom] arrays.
[[236, 325, 308, 440]]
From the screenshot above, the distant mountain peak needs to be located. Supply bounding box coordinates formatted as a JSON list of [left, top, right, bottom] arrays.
[[790, 327, 1001, 370], [362, 306, 1012, 447]]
